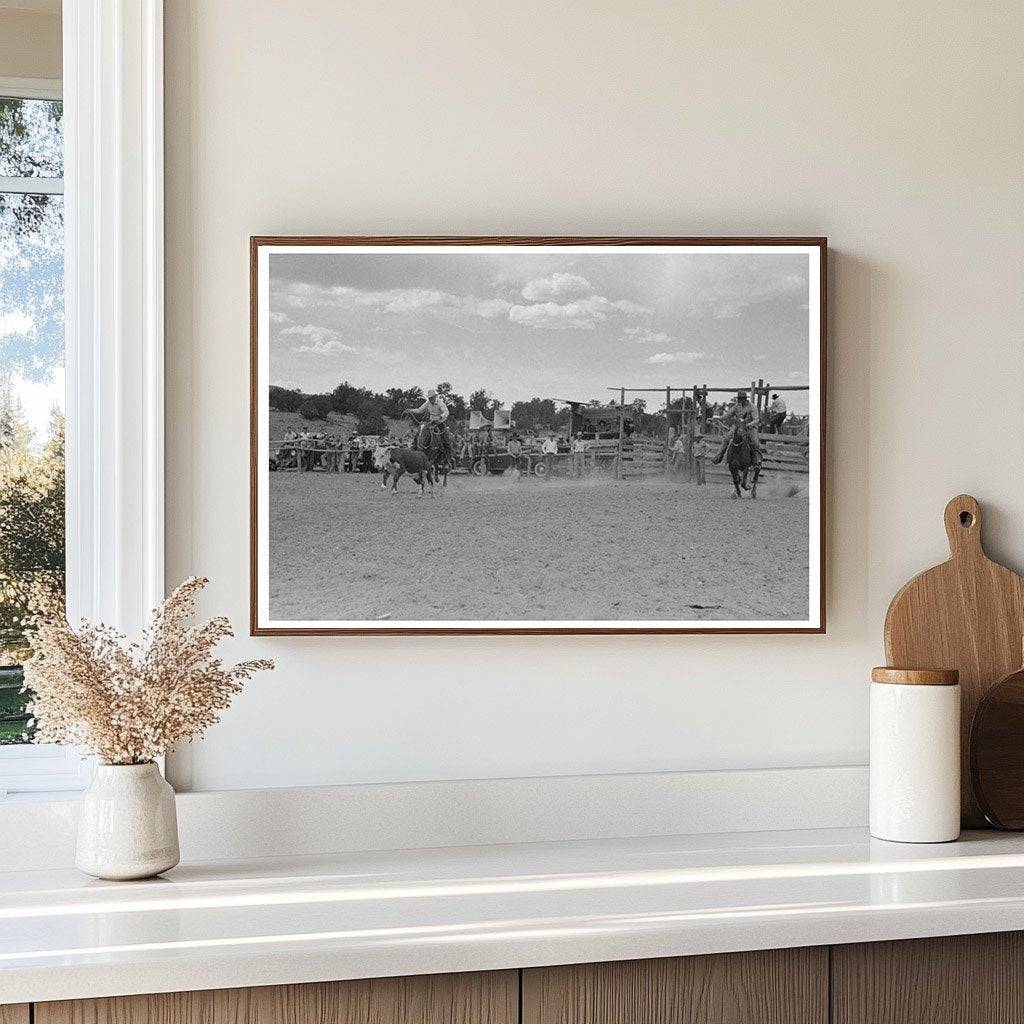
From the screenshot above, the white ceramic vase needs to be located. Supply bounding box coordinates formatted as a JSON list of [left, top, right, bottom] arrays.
[[76, 762, 180, 880], [869, 670, 961, 844]]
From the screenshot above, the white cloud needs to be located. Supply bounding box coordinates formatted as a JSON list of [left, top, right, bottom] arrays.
[[269, 310, 291, 325], [521, 273, 594, 302], [273, 283, 510, 320], [281, 323, 397, 362], [293, 340, 353, 355], [374, 288, 451, 313], [509, 295, 651, 331], [646, 351, 708, 364], [624, 327, 675, 346], [281, 324, 349, 351], [473, 297, 513, 318], [273, 278, 655, 334]]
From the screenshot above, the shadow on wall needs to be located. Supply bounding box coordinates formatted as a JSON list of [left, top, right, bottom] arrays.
[[827, 249, 874, 637]]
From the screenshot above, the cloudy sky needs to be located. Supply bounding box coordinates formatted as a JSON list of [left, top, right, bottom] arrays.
[[268, 249, 813, 414]]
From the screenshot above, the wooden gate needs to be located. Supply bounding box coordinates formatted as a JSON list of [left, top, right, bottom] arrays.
[[617, 438, 666, 478]]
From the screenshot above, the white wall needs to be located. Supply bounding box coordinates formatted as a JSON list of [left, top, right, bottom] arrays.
[[164, 0, 1024, 792], [0, 5, 61, 80]]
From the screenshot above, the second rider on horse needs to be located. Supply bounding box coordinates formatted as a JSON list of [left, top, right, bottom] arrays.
[[711, 390, 763, 466], [404, 388, 453, 466]]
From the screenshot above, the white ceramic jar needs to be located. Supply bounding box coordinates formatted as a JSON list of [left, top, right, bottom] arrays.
[[869, 667, 960, 843], [76, 762, 180, 880]]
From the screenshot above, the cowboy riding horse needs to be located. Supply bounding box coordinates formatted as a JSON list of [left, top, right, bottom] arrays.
[[403, 389, 453, 486]]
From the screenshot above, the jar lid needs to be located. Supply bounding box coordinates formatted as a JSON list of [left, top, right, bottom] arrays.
[[871, 666, 959, 686]]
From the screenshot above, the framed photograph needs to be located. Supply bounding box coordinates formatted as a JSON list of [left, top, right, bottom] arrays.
[[251, 237, 826, 635]]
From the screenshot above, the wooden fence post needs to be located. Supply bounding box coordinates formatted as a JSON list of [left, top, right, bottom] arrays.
[[687, 385, 698, 478], [615, 386, 626, 479], [664, 386, 672, 474]]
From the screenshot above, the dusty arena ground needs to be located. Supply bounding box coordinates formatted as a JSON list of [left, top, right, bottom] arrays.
[[267, 468, 810, 623]]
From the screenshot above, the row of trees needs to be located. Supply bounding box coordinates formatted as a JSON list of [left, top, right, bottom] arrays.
[[0, 395, 65, 744], [0, 395, 64, 661], [505, 398, 571, 433], [269, 381, 734, 438], [269, 381, 574, 435]]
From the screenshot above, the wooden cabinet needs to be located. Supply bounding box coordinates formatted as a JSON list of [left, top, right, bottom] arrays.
[[832, 932, 1024, 1024], [24, 932, 1024, 1024], [522, 948, 828, 1024], [34, 971, 517, 1024]]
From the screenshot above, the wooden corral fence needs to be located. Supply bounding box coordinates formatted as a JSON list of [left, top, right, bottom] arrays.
[[699, 432, 811, 484], [269, 439, 350, 472], [617, 437, 666, 478], [604, 379, 812, 482]]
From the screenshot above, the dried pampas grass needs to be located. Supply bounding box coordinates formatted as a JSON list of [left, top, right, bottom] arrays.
[[23, 577, 273, 765]]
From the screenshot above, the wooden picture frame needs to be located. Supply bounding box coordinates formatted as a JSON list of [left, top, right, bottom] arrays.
[[251, 236, 827, 635]]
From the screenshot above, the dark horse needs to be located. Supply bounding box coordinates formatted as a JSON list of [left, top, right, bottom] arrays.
[[375, 446, 435, 497], [407, 414, 451, 488], [726, 423, 761, 499]]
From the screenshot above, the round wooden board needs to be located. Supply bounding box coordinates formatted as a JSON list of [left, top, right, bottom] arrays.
[[970, 664, 1024, 829]]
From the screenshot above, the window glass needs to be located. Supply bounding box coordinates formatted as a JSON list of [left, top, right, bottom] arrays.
[[0, 97, 64, 746], [0, 98, 63, 178]]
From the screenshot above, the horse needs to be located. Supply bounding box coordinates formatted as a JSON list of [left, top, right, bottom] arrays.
[[407, 415, 451, 488], [373, 446, 435, 497], [725, 423, 761, 499]]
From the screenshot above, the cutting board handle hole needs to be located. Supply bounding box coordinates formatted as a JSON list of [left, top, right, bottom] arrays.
[[960, 511, 974, 527]]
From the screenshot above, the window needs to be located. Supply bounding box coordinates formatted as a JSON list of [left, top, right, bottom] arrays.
[[0, 80, 83, 797], [0, 5, 166, 797]]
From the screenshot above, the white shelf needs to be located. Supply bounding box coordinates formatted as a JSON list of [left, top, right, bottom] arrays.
[[4, 827, 1024, 1004]]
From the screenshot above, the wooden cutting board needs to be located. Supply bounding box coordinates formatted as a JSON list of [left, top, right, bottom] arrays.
[[884, 494, 1024, 826]]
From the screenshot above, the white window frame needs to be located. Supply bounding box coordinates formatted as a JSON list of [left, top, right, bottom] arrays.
[[0, 78, 64, 192], [0, 77, 61, 101], [0, 0, 165, 798]]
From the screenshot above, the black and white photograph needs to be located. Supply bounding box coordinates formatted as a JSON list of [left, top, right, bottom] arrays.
[[251, 238, 825, 634]]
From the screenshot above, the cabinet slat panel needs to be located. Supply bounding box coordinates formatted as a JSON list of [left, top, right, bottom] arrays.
[[522, 948, 827, 1024], [832, 932, 1024, 1024], [35, 970, 517, 1024], [0, 1006, 29, 1024]]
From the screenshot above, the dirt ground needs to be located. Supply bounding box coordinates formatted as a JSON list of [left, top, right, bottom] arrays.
[[268, 469, 810, 623]]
